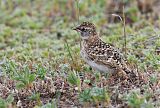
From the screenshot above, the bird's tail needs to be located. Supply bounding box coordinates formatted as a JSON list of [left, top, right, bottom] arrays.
[[123, 67, 131, 74], [123, 67, 138, 78]]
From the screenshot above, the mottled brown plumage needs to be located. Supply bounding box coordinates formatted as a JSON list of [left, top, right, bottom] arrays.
[[73, 22, 131, 74]]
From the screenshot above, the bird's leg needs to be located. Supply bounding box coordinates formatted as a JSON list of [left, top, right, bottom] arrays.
[[99, 73, 103, 87], [115, 69, 128, 84], [90, 67, 104, 87], [102, 72, 114, 87]]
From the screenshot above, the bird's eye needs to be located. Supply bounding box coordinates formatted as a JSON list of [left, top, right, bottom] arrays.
[[81, 28, 85, 31]]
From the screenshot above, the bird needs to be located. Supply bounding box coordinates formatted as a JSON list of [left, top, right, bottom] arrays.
[[73, 21, 133, 76]]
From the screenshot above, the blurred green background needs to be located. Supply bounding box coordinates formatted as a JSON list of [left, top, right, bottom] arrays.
[[0, 0, 160, 108]]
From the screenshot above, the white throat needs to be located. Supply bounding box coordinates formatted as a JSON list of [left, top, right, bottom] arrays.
[[80, 32, 90, 40]]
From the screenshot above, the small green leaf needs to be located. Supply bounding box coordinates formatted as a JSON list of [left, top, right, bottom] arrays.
[[28, 93, 40, 101], [0, 98, 6, 108], [79, 89, 92, 102], [16, 82, 25, 89], [29, 74, 36, 82], [67, 71, 78, 86], [6, 94, 14, 104]]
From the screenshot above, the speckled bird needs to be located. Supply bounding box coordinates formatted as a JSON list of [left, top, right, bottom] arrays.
[[73, 22, 132, 75]]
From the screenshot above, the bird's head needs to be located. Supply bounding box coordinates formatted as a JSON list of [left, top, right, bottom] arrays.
[[73, 22, 97, 40]]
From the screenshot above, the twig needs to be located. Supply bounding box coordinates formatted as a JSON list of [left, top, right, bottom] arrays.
[[123, 4, 127, 55], [64, 40, 74, 63], [111, 2, 127, 56], [76, 0, 80, 23], [75, 0, 82, 50], [112, 12, 126, 56], [111, 14, 123, 22]]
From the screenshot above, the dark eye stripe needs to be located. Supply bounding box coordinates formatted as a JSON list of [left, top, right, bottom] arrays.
[[81, 27, 92, 32], [81, 28, 85, 31]]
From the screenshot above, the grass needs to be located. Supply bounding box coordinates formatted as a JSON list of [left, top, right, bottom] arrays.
[[0, 0, 160, 107]]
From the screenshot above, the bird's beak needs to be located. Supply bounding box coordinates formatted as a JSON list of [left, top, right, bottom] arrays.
[[73, 26, 80, 32]]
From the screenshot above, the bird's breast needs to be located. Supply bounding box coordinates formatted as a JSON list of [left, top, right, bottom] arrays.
[[80, 48, 114, 73]]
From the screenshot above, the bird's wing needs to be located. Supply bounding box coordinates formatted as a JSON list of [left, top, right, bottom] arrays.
[[86, 40, 128, 71]]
